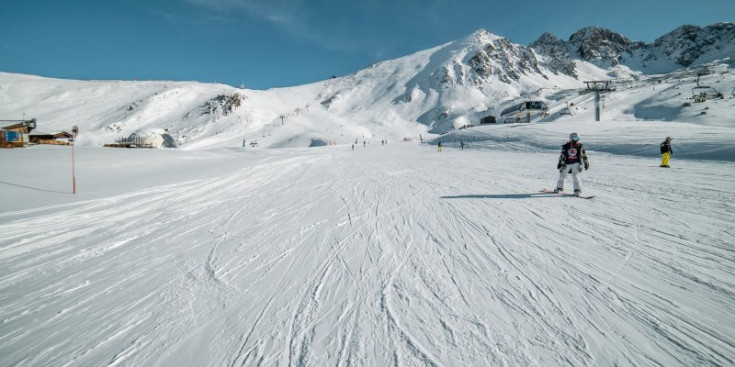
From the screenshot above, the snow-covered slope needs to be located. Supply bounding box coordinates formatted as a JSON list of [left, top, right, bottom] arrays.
[[2, 137, 734, 366], [1, 23, 732, 150]]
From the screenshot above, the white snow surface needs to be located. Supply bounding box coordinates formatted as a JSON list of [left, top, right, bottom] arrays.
[[2, 131, 735, 366], [2, 34, 735, 366]]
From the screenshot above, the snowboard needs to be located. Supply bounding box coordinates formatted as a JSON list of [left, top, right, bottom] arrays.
[[540, 189, 595, 199]]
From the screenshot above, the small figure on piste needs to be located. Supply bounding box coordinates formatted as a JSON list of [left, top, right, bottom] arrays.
[[660, 136, 673, 168], [554, 132, 589, 196]]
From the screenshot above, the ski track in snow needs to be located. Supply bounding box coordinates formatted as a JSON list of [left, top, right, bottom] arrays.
[[1, 144, 734, 367]]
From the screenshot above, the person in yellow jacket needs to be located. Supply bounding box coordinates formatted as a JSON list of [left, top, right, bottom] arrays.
[[660, 136, 673, 168]]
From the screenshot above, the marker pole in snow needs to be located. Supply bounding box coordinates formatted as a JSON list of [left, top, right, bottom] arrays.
[[72, 125, 78, 194]]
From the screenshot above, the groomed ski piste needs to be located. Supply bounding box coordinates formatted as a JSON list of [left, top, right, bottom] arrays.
[[2, 67, 735, 365], [2, 128, 734, 366]]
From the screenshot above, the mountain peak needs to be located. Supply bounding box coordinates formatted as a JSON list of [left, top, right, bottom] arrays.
[[654, 23, 735, 67], [534, 32, 563, 44], [568, 26, 637, 66], [467, 29, 505, 45]]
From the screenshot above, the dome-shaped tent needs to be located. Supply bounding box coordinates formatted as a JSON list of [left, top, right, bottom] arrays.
[[128, 129, 176, 148]]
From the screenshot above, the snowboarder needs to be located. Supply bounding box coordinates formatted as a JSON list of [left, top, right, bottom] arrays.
[[660, 136, 673, 168], [460, 141, 465, 150], [437, 141, 442, 152], [363, 141, 366, 147], [554, 132, 589, 196], [351, 144, 354, 151]]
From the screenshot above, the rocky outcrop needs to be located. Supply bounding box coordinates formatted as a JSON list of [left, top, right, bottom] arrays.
[[654, 23, 735, 67], [187, 93, 244, 118], [568, 27, 644, 67], [525, 23, 733, 73], [467, 35, 545, 84], [530, 32, 577, 77]]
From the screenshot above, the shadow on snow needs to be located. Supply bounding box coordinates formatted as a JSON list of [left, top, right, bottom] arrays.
[[0, 181, 72, 194], [441, 192, 568, 199]]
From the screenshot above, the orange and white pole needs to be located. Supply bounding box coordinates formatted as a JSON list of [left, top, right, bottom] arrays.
[[72, 125, 78, 194]]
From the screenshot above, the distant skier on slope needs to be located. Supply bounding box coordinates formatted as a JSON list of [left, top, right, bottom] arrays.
[[660, 136, 673, 168], [554, 132, 589, 196], [437, 141, 442, 152]]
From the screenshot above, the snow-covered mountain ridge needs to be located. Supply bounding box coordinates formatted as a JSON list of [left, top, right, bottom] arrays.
[[551, 23, 735, 72], [0, 23, 733, 149]]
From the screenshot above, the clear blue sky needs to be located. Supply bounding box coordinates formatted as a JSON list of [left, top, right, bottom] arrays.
[[1, 0, 732, 89]]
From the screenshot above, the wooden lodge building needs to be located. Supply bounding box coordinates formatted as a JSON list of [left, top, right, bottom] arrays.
[[1, 119, 73, 148], [0, 119, 37, 148], [29, 131, 74, 145]]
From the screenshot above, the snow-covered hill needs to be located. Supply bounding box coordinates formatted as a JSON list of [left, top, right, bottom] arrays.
[[1, 23, 733, 149]]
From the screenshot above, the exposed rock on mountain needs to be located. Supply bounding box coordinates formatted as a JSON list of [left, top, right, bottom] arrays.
[[568, 26, 644, 67], [467, 31, 545, 84], [530, 32, 577, 77], [187, 93, 244, 118], [654, 23, 735, 67], [530, 23, 733, 73]]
